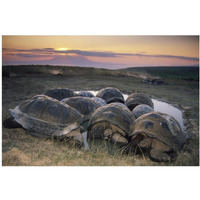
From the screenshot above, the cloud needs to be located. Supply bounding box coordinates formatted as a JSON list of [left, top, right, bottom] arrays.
[[3, 48, 55, 52], [56, 50, 124, 57], [133, 53, 199, 61], [3, 47, 199, 61], [3, 48, 132, 57], [6, 53, 52, 58]]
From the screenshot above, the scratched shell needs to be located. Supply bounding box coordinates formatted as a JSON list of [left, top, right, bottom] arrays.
[[131, 112, 186, 151], [10, 95, 84, 138]]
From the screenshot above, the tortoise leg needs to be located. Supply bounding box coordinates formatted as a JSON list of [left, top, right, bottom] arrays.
[[104, 128, 113, 139], [88, 123, 105, 139], [66, 127, 83, 148], [149, 149, 171, 162], [3, 117, 23, 128], [139, 137, 152, 151], [151, 139, 172, 153], [111, 133, 128, 147], [130, 134, 145, 146]]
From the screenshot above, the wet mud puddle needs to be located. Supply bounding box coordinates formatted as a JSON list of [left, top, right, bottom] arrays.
[[75, 90, 185, 150]]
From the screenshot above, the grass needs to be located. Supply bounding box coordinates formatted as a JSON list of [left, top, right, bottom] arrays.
[[2, 65, 199, 166], [123, 66, 199, 82]]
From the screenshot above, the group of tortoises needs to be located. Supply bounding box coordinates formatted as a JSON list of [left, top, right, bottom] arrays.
[[3, 87, 188, 163]]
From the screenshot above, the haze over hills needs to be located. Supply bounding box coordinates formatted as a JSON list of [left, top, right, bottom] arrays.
[[2, 61, 199, 69], [2, 55, 125, 69]]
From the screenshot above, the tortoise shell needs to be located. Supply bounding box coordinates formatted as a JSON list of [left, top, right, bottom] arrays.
[[61, 96, 99, 120], [44, 88, 74, 100], [132, 104, 154, 118], [125, 93, 154, 110], [130, 112, 186, 151], [96, 87, 125, 104], [10, 95, 84, 138], [88, 103, 135, 137], [91, 97, 107, 107]]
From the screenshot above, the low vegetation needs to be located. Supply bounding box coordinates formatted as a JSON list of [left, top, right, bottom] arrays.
[[123, 66, 199, 82]]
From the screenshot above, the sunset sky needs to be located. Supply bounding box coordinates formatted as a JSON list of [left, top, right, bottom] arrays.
[[2, 36, 199, 69]]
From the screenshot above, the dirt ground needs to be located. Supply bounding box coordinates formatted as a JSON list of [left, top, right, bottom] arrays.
[[1, 67, 199, 166]]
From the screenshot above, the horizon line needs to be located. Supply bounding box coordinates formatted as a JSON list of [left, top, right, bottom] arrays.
[[2, 64, 199, 70]]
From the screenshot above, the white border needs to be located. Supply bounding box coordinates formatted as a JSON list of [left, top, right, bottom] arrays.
[[1, 1, 199, 200]]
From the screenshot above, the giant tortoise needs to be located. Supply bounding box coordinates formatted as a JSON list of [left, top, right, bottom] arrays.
[[44, 88, 75, 101], [96, 87, 125, 104], [130, 112, 187, 162], [8, 95, 84, 146], [61, 96, 99, 121], [132, 104, 154, 119], [125, 93, 154, 111], [88, 103, 135, 147], [91, 97, 107, 107]]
